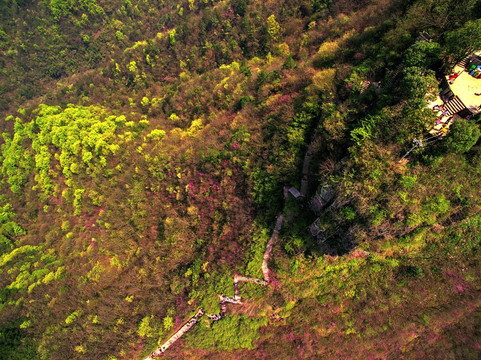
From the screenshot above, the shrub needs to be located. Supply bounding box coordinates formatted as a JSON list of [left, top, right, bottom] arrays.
[[444, 119, 480, 154], [266, 15, 281, 43], [397, 264, 423, 279], [403, 41, 441, 69]]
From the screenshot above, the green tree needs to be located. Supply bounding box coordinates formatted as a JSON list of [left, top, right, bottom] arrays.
[[169, 29, 177, 46], [232, 0, 247, 16], [312, 0, 331, 13], [50, 0, 74, 19], [137, 315, 158, 338], [266, 15, 281, 43], [400, 68, 438, 100], [403, 41, 441, 69], [147, 129, 166, 140], [444, 119, 480, 153], [400, 98, 437, 139], [445, 19, 481, 66], [115, 30, 125, 41]]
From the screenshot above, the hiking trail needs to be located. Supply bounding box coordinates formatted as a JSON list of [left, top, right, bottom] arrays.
[[144, 127, 318, 359]]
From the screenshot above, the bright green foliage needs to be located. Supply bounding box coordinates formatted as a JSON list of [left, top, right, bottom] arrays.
[[278, 42, 290, 56], [1, 104, 124, 197], [287, 111, 311, 148], [65, 309, 82, 325], [163, 315, 173, 330], [41, 266, 66, 285], [1, 118, 35, 194], [340, 206, 356, 221], [186, 119, 203, 137], [344, 71, 364, 95], [399, 175, 417, 189], [444, 119, 480, 153], [49, 0, 76, 18], [86, 261, 104, 282], [0, 200, 25, 253], [406, 194, 451, 227], [194, 315, 267, 350], [128, 61, 137, 72], [0, 245, 39, 268], [147, 129, 166, 139], [19, 320, 31, 329], [137, 316, 153, 337], [137, 315, 162, 338], [169, 29, 177, 46], [1, 244, 64, 296], [116, 30, 125, 41], [88, 189, 103, 206], [50, 0, 104, 20], [168, 113, 179, 122], [245, 227, 270, 277], [73, 188, 85, 215], [266, 15, 281, 43], [350, 115, 380, 146]]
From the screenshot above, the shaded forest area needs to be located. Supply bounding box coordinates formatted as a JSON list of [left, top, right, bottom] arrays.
[[1, 0, 481, 359]]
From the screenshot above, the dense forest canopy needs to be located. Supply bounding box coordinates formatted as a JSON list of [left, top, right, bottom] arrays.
[[0, 0, 481, 359]]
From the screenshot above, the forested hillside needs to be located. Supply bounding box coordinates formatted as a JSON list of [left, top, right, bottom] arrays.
[[1, 0, 481, 359]]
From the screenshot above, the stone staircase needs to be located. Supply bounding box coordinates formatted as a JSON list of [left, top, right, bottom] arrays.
[[443, 96, 466, 116], [457, 55, 471, 69]]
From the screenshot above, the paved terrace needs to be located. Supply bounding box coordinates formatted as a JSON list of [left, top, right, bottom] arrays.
[[449, 62, 481, 114]]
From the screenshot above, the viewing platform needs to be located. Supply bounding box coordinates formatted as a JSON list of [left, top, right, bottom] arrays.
[[440, 51, 481, 118]]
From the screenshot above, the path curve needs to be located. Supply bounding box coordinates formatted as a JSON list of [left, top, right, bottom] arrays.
[[144, 120, 320, 359]]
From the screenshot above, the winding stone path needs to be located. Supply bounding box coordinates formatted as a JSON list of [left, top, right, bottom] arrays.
[[144, 309, 205, 359], [262, 214, 284, 282], [144, 216, 281, 359], [143, 122, 319, 359]]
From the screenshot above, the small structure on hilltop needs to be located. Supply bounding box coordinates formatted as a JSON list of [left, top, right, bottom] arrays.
[[440, 51, 481, 118], [308, 218, 338, 243], [307, 185, 337, 243], [309, 185, 335, 215], [288, 186, 302, 199], [429, 51, 481, 137], [415, 31, 433, 43], [308, 218, 323, 238]]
